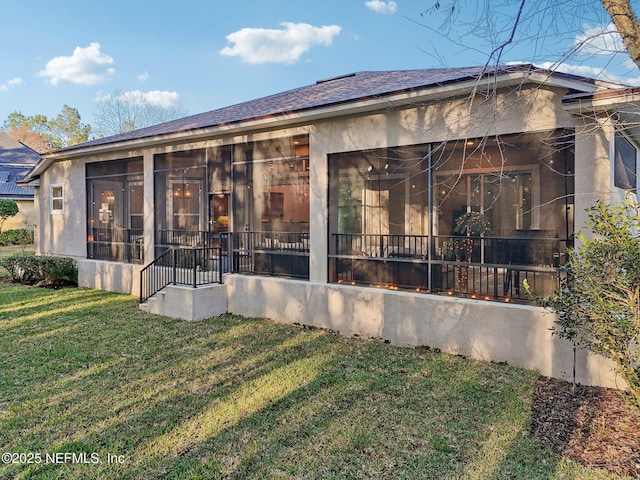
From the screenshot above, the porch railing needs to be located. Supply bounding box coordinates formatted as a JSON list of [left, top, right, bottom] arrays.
[[87, 228, 144, 264], [330, 233, 568, 301], [155, 230, 229, 258], [139, 246, 224, 303], [233, 231, 309, 279]]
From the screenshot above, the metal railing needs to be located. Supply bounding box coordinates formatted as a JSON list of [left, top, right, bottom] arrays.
[[155, 230, 229, 258], [139, 246, 224, 303], [233, 231, 309, 279], [87, 228, 144, 264], [330, 233, 567, 301]]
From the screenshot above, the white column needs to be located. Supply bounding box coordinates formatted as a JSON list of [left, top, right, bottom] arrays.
[[143, 151, 155, 262]]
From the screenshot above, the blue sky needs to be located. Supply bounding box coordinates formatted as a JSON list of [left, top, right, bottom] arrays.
[[1, 0, 639, 131]]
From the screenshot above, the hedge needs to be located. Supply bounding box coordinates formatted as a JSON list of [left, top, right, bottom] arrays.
[[0, 228, 34, 246], [0, 254, 77, 287]]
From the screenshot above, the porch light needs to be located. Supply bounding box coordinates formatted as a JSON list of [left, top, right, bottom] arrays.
[[466, 140, 475, 146]]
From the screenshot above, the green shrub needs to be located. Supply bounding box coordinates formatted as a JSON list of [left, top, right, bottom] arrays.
[[538, 195, 640, 410], [0, 254, 77, 287], [0, 199, 19, 233], [0, 228, 34, 246]]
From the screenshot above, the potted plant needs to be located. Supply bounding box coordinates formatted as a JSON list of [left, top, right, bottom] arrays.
[[451, 212, 491, 289]]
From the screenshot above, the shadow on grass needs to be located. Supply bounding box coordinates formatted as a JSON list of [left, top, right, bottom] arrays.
[[0, 285, 623, 479]]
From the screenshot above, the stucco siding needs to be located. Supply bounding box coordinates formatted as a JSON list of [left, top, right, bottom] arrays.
[[226, 275, 620, 388]]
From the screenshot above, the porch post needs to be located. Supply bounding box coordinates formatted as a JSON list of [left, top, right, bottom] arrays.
[[143, 151, 155, 262], [427, 144, 433, 293]]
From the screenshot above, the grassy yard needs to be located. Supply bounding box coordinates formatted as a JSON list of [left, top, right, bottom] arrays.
[[0, 282, 631, 479], [0, 244, 33, 259]]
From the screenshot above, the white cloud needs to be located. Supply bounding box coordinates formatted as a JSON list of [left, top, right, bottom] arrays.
[[137, 72, 149, 82], [219, 22, 342, 64], [140, 90, 180, 107], [97, 90, 182, 108], [575, 23, 624, 55], [0, 77, 25, 91], [38, 42, 115, 86], [365, 0, 397, 14], [534, 61, 640, 86]]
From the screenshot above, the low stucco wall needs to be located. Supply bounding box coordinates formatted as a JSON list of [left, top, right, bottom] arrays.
[[78, 259, 142, 297], [226, 275, 621, 389]]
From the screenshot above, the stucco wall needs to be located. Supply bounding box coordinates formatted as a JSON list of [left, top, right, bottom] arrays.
[[573, 115, 614, 236], [226, 275, 620, 389], [38, 159, 87, 258], [78, 259, 143, 297]]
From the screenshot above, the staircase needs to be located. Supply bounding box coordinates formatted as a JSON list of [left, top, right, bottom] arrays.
[[139, 246, 224, 303]]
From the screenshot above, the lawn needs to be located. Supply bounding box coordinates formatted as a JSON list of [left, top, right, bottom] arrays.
[[0, 282, 632, 479]]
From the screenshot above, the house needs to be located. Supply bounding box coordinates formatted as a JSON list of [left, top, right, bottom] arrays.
[[23, 64, 640, 388], [0, 133, 40, 231]]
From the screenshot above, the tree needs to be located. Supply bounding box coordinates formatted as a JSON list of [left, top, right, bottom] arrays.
[[93, 90, 188, 137], [2, 112, 51, 153], [538, 196, 640, 409], [601, 0, 640, 68], [48, 105, 91, 149], [0, 199, 19, 233], [421, 1, 640, 73], [1, 106, 91, 152]]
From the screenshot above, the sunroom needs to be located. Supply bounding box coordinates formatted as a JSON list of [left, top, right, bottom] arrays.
[[328, 129, 574, 301], [86, 134, 312, 296]]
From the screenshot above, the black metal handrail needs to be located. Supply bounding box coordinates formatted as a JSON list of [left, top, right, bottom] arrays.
[[139, 246, 224, 303], [87, 227, 144, 264]]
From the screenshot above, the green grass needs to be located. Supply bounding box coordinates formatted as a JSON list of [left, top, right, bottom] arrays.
[[0, 282, 630, 479], [0, 244, 33, 258]]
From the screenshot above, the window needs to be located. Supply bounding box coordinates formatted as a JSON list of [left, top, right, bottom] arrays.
[[51, 184, 64, 213], [154, 149, 207, 251], [614, 132, 637, 190], [233, 135, 310, 234], [86, 158, 144, 263], [328, 130, 575, 299]]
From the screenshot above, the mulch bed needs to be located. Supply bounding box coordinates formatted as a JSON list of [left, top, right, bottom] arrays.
[[531, 376, 640, 477]]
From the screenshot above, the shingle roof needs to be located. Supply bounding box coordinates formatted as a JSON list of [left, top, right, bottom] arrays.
[[0, 133, 42, 167], [0, 133, 40, 198], [60, 64, 604, 153], [0, 168, 34, 198]]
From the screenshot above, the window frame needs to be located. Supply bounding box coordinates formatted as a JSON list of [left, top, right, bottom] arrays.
[[50, 184, 64, 214], [613, 131, 638, 191]]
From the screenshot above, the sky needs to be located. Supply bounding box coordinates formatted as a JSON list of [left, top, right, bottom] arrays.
[[1, 0, 639, 133]]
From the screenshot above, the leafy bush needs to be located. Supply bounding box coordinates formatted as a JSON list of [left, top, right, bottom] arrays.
[[0, 199, 18, 233], [0, 228, 34, 246], [539, 196, 640, 410], [0, 254, 77, 287]]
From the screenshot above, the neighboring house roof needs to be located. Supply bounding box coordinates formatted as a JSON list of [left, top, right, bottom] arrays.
[[0, 133, 40, 199]]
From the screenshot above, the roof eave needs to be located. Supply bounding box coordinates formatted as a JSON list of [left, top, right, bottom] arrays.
[[26, 69, 606, 181], [563, 90, 640, 115]]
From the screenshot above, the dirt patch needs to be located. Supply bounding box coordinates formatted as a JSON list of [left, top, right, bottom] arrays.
[[532, 376, 640, 477]]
